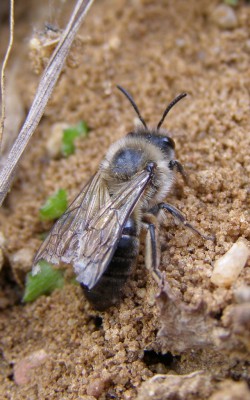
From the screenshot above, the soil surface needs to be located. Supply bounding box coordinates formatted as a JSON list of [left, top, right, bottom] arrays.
[[0, 1, 250, 399]]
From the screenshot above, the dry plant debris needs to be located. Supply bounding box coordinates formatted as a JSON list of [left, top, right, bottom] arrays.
[[0, 0, 95, 206]]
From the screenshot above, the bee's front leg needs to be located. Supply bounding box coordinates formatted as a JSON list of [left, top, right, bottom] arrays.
[[169, 159, 188, 184]]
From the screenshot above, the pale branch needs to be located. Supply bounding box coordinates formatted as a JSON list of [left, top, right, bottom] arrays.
[[0, 0, 15, 151], [0, 0, 95, 207]]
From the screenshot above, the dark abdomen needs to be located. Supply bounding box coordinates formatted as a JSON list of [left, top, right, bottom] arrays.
[[82, 217, 139, 311]]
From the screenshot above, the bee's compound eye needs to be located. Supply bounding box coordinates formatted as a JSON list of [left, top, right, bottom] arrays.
[[162, 137, 175, 149]]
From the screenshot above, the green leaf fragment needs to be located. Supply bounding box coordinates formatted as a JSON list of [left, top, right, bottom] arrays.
[[224, 0, 238, 6], [39, 189, 68, 221], [62, 120, 89, 157], [23, 260, 64, 303]]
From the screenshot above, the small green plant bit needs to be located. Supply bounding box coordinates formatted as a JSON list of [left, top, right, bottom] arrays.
[[224, 0, 238, 5], [39, 189, 68, 221], [23, 260, 64, 302], [62, 120, 89, 157]]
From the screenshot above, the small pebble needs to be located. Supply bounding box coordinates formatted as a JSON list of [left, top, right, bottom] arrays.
[[46, 122, 69, 158], [86, 378, 106, 398], [211, 238, 250, 287], [10, 248, 34, 271], [211, 4, 238, 29], [14, 349, 48, 385]]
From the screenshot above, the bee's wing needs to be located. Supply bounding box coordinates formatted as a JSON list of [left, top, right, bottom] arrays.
[[34, 171, 110, 266], [34, 167, 153, 291], [73, 168, 153, 289]]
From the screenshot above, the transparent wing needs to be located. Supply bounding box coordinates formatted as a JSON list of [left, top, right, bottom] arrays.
[[34, 167, 153, 290], [73, 168, 153, 289], [34, 171, 110, 265]]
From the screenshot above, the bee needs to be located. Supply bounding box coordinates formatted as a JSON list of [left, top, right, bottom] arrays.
[[34, 86, 211, 310]]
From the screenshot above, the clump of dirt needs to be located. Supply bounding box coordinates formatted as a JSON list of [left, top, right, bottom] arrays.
[[0, 1, 250, 399]]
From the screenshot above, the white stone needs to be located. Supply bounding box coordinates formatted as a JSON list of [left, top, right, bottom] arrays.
[[211, 238, 250, 287], [211, 4, 238, 30]]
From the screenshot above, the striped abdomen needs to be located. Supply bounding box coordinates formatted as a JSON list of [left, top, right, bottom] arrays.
[[82, 217, 139, 310]]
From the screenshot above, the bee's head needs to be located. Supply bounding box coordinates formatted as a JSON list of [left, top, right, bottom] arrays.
[[117, 85, 186, 157], [126, 129, 175, 159]]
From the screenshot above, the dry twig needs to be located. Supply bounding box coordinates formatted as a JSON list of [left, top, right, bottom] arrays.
[[0, 0, 95, 207], [0, 0, 15, 151]]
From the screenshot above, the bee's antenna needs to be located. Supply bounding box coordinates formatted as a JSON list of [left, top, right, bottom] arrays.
[[157, 92, 187, 130], [117, 85, 148, 129]]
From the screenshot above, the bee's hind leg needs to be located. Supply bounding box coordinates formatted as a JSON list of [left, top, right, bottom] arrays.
[[142, 201, 214, 287]]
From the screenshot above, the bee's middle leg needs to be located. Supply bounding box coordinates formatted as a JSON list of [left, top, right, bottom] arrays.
[[149, 202, 214, 241], [142, 214, 162, 284]]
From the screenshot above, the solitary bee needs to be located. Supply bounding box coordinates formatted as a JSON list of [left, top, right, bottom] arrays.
[[34, 86, 211, 310]]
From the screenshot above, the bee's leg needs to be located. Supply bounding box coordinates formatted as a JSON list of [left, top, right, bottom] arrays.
[[142, 214, 163, 284], [169, 159, 188, 184], [157, 202, 215, 241]]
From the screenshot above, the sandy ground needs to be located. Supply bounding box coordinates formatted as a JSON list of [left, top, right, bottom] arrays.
[[0, 0, 250, 399]]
